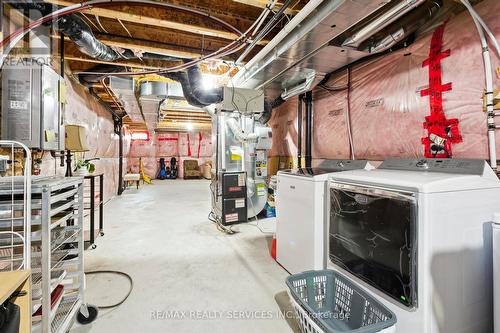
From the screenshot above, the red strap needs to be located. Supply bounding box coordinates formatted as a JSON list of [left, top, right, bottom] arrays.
[[187, 133, 192, 157], [197, 132, 202, 158], [421, 22, 462, 158]]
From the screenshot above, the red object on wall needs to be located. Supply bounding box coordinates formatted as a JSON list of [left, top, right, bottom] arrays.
[[197, 132, 203, 158], [421, 22, 462, 158], [271, 234, 276, 260], [158, 137, 178, 141], [187, 133, 192, 157]]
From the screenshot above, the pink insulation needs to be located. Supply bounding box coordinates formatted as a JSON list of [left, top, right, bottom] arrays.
[[269, 98, 298, 157], [271, 0, 500, 162], [40, 77, 126, 202], [127, 131, 213, 179]]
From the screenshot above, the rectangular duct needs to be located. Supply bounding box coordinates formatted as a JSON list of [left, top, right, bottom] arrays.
[[108, 77, 143, 123], [233, 0, 424, 100]]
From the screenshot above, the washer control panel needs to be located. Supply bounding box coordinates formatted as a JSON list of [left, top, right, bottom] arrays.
[[379, 158, 487, 175]]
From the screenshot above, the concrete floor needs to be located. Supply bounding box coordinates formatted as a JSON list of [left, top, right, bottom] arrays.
[[71, 179, 299, 333]]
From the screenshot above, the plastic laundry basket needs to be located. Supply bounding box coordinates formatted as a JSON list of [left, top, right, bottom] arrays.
[[286, 270, 396, 333]]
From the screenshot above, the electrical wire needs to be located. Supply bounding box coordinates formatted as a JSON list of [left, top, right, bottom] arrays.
[[0, 0, 246, 72], [117, 19, 133, 38], [81, 12, 102, 32], [95, 14, 109, 34], [247, 198, 274, 234], [85, 270, 133, 309], [346, 67, 355, 160], [235, 0, 294, 65], [208, 211, 237, 234], [74, 0, 281, 76], [318, 71, 355, 160]]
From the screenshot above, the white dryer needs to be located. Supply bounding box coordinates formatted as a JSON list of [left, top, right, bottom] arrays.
[[275, 160, 373, 274], [327, 158, 500, 333]]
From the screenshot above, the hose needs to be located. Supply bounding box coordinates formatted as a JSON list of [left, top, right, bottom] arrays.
[[85, 270, 134, 309], [461, 0, 497, 170]]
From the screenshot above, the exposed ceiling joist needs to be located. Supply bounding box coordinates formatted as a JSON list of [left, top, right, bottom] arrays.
[[53, 34, 203, 59], [44, 0, 255, 41], [232, 0, 299, 15], [65, 56, 165, 70]]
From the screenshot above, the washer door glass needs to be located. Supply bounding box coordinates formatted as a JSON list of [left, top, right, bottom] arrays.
[[329, 184, 417, 308]]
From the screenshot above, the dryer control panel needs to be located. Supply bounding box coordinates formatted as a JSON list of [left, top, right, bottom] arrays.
[[380, 158, 487, 175]]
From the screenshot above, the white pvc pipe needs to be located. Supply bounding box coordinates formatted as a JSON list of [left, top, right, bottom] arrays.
[[233, 0, 326, 86], [461, 0, 500, 57], [342, 0, 426, 48], [226, 117, 259, 143], [462, 2, 497, 170]]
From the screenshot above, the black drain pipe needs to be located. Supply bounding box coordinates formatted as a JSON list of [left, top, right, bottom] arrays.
[[304, 91, 313, 168], [115, 117, 124, 195], [297, 94, 303, 168]]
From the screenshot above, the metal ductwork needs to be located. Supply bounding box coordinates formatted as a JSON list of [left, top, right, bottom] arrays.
[[162, 72, 211, 108], [78, 65, 125, 86], [138, 81, 169, 130], [108, 77, 143, 123], [342, 0, 427, 48], [186, 66, 224, 105], [164, 67, 283, 123], [233, 0, 440, 100], [363, 0, 442, 54], [9, 1, 179, 63], [163, 66, 224, 107]]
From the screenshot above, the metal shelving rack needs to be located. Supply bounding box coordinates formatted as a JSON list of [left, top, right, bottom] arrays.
[[0, 176, 90, 333]]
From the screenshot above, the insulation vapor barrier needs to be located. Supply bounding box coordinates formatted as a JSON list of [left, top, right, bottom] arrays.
[[270, 0, 500, 162], [127, 131, 213, 179], [40, 76, 127, 202]]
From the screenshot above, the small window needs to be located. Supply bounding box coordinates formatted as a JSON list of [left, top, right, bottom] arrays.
[[131, 131, 150, 141]]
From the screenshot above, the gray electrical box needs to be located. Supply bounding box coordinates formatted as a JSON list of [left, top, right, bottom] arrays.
[[1, 63, 65, 150]]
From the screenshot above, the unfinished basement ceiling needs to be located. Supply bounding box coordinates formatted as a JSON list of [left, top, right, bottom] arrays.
[[3, 0, 308, 131], [2, 0, 475, 131]]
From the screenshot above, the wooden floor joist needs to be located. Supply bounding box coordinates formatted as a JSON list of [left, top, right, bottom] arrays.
[[44, 0, 244, 41]]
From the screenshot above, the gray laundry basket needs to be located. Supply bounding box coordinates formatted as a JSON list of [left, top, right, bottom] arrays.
[[286, 270, 397, 333]]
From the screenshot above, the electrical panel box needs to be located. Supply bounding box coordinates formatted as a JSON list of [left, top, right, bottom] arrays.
[[1, 63, 65, 150], [221, 171, 247, 225]]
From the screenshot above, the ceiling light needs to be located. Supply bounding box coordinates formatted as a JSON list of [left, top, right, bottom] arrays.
[[186, 123, 194, 131], [201, 74, 216, 90]]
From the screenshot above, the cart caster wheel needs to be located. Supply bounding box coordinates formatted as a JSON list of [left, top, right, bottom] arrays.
[[99, 231, 104, 236], [91, 244, 97, 249], [77, 305, 98, 325]]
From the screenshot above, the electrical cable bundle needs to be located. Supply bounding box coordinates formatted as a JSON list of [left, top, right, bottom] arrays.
[[208, 211, 236, 235]]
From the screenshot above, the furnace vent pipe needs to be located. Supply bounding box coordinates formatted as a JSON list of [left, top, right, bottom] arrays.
[[226, 117, 259, 143], [342, 0, 426, 48], [367, 0, 442, 54]]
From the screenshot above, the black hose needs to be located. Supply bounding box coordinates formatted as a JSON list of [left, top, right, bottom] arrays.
[[85, 270, 134, 309]]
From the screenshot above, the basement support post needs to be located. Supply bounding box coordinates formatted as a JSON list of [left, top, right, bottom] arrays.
[[304, 91, 313, 168], [115, 117, 124, 195], [297, 94, 303, 168]]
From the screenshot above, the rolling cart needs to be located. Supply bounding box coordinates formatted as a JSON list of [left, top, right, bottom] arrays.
[[0, 174, 98, 332]]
